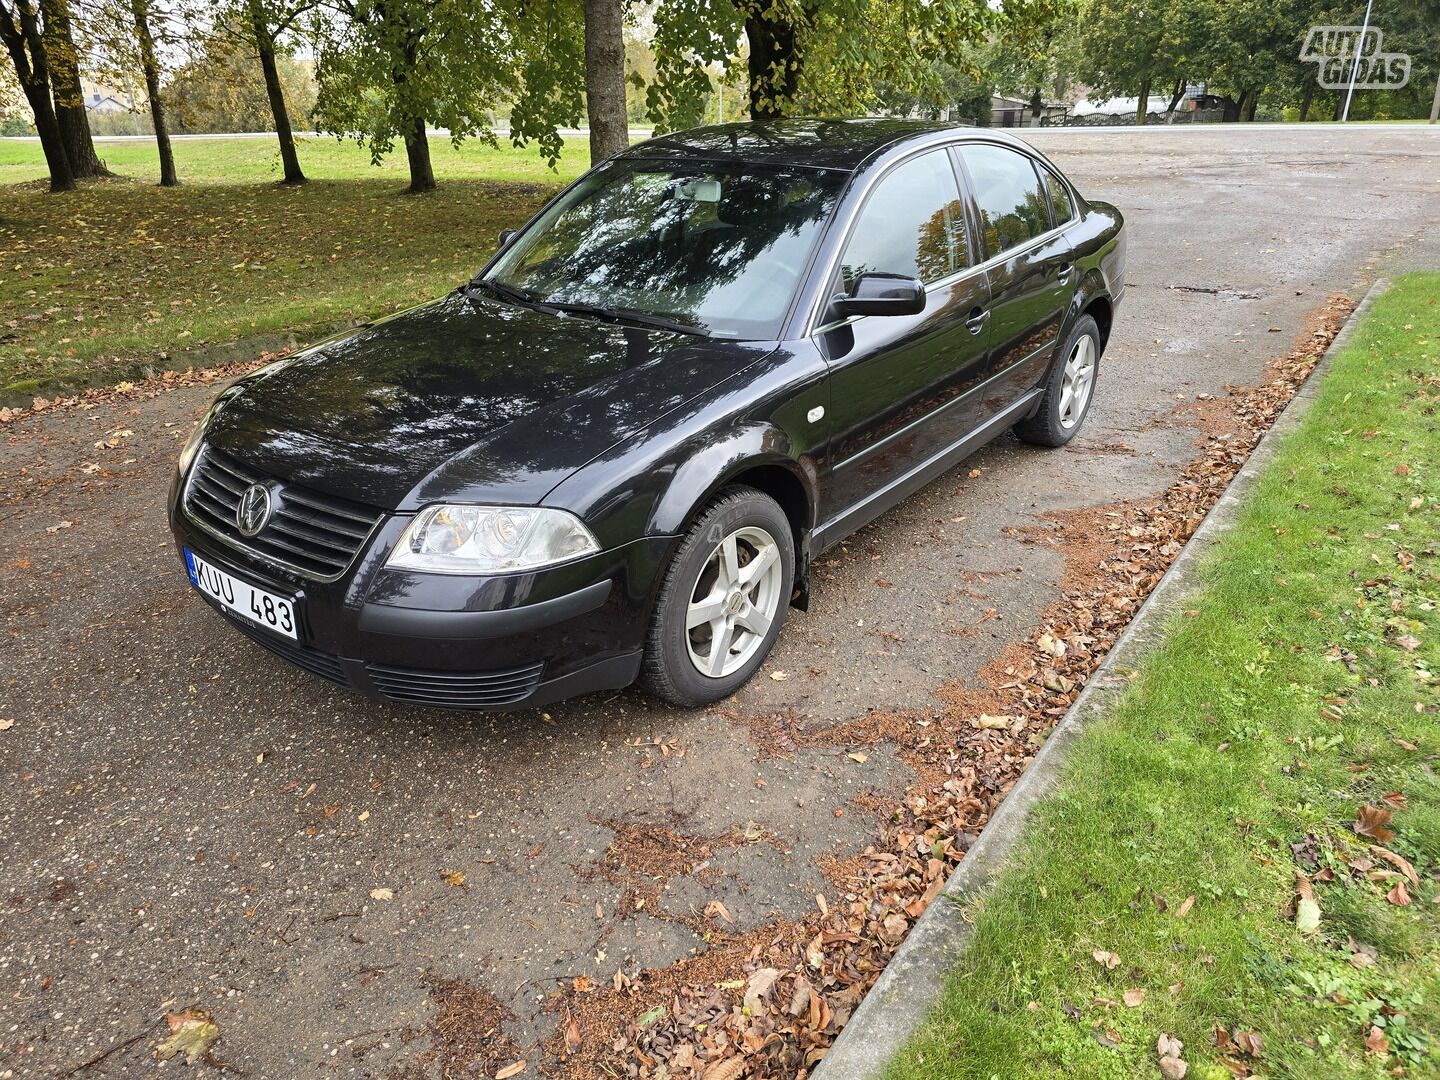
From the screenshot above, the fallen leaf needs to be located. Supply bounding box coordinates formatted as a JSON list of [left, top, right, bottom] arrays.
[[440, 869, 465, 887], [1386, 879, 1411, 906], [1092, 949, 1121, 970], [743, 967, 780, 1015], [769, 670, 789, 681], [0, 719, 13, 732], [1295, 897, 1321, 934], [496, 1062, 527, 1079], [701, 1058, 747, 1080], [1354, 804, 1396, 843], [1379, 791, 1408, 811], [976, 714, 1012, 730], [1159, 1057, 1188, 1080], [1364, 1025, 1390, 1055], [1157, 1033, 1184, 1059], [704, 899, 734, 925], [1123, 988, 1146, 1007], [369, 888, 394, 901], [1395, 634, 1421, 652], [1370, 845, 1419, 886], [45, 520, 74, 534], [564, 1012, 581, 1055], [1175, 895, 1195, 918], [1234, 1030, 1262, 1057], [846, 751, 868, 764], [154, 1009, 218, 1064]]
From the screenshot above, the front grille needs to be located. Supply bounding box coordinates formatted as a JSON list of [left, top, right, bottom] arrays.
[[366, 661, 546, 709], [184, 446, 383, 581], [224, 615, 348, 685]]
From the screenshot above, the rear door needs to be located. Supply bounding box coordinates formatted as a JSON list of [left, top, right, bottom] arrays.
[[955, 143, 1076, 418], [815, 148, 991, 521]]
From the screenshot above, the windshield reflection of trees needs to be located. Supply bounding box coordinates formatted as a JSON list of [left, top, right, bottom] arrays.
[[499, 164, 842, 338]]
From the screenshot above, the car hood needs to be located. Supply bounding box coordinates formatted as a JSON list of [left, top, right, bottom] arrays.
[[203, 291, 775, 509]]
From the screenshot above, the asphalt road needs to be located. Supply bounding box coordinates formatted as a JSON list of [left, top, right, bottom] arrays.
[[3, 126, 1439, 1078]]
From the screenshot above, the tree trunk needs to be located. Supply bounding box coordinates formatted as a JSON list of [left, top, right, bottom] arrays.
[[1242, 88, 1258, 122], [1165, 76, 1185, 116], [249, 1, 305, 185], [403, 115, 434, 193], [1135, 75, 1151, 125], [41, 0, 108, 178], [130, 0, 175, 186], [1029, 86, 1042, 120], [1299, 81, 1314, 122], [741, 3, 800, 119], [1430, 66, 1440, 123], [582, 0, 627, 162], [0, 0, 74, 191]]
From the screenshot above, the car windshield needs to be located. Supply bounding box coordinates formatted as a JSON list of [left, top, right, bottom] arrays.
[[485, 159, 846, 339]]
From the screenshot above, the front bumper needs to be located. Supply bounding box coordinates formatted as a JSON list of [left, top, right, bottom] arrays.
[[168, 479, 674, 711]]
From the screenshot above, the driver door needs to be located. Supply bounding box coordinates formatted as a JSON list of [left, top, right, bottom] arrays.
[[815, 148, 991, 521]]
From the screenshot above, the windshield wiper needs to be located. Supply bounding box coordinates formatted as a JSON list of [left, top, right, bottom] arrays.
[[462, 277, 554, 311], [544, 299, 710, 338]]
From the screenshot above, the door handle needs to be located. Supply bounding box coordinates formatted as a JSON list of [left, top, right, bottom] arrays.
[[1055, 262, 1073, 284], [965, 307, 990, 335]]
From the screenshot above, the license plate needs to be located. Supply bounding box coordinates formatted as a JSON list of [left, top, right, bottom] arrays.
[[185, 547, 298, 640]]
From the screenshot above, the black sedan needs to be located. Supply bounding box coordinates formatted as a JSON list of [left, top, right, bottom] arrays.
[[169, 119, 1125, 711]]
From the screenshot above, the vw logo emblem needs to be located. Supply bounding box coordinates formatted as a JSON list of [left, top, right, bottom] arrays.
[[236, 483, 273, 537]]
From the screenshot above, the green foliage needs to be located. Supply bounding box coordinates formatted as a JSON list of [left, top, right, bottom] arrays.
[[311, 0, 523, 166], [166, 39, 316, 133]]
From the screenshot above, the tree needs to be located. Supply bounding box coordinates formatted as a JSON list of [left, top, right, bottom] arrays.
[[41, 0, 110, 176], [1077, 0, 1182, 123], [984, 0, 1081, 119], [130, 0, 176, 183], [314, 0, 525, 193], [0, 0, 74, 190], [239, 0, 313, 181], [641, 0, 990, 128], [582, 0, 626, 160]]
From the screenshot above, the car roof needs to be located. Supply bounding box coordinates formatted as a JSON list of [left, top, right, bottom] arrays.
[[619, 118, 1036, 173]]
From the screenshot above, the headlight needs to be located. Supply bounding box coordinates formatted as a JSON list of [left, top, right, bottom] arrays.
[[386, 505, 600, 574], [177, 419, 205, 476]]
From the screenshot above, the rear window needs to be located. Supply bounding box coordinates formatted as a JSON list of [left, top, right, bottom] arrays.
[[958, 144, 1051, 259], [1041, 166, 1074, 227]]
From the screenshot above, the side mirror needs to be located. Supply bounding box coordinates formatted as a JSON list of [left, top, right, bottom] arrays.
[[831, 272, 925, 319], [498, 228, 519, 249]]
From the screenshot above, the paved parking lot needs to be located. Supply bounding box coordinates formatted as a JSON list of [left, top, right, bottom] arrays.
[[3, 126, 1439, 1077]]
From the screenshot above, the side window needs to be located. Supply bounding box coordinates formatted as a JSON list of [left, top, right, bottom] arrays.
[[839, 151, 968, 291], [1042, 166, 1074, 227], [958, 144, 1051, 258]]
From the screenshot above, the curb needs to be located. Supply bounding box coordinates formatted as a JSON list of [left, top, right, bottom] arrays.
[[814, 277, 1391, 1079]]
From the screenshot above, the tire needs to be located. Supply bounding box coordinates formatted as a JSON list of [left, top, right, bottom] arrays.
[[639, 486, 795, 707], [1014, 313, 1102, 447]]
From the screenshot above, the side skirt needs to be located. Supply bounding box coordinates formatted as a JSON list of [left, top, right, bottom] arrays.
[[811, 388, 1043, 554]]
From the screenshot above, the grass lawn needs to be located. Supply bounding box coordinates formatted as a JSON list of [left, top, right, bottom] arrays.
[[887, 274, 1440, 1080], [0, 134, 589, 396]]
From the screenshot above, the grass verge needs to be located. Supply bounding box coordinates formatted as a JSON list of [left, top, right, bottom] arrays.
[[0, 135, 586, 395], [885, 273, 1440, 1080]]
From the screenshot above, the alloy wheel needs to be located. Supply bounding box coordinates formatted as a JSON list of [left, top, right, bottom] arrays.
[[684, 526, 784, 678], [1058, 334, 1096, 429]]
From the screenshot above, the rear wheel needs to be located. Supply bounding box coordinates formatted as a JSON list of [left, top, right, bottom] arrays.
[[640, 487, 794, 706], [1014, 313, 1101, 447]]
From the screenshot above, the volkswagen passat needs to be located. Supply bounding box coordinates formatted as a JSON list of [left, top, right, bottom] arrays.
[[169, 119, 1125, 710]]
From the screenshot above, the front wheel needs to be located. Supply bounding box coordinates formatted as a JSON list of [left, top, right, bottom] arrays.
[[639, 487, 794, 707], [1014, 313, 1101, 447]]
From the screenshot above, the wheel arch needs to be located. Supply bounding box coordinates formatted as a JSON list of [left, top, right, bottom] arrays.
[[648, 424, 820, 609]]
